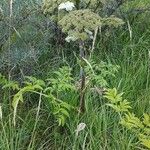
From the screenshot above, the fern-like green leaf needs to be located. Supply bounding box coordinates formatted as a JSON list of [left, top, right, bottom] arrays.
[[120, 113, 144, 129]]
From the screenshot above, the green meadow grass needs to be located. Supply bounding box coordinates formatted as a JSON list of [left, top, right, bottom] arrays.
[[0, 5, 150, 150]]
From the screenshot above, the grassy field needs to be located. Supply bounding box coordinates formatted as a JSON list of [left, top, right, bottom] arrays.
[[0, 1, 150, 150]]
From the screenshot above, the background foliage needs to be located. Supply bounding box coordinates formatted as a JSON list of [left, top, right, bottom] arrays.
[[0, 0, 150, 149]]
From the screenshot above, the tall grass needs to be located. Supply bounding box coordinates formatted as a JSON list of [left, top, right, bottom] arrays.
[[0, 1, 150, 150]]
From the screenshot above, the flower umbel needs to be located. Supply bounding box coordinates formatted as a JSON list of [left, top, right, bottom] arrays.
[[58, 1, 75, 11], [59, 9, 102, 41]]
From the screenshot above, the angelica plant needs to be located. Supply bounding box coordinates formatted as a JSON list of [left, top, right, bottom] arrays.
[[59, 8, 123, 113], [42, 0, 124, 113]]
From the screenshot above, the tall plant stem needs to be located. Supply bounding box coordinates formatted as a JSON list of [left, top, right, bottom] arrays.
[[79, 41, 86, 113], [8, 0, 13, 113]]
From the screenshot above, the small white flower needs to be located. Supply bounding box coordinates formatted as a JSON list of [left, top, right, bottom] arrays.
[[58, 1, 75, 11], [75, 123, 86, 136], [65, 35, 77, 42]]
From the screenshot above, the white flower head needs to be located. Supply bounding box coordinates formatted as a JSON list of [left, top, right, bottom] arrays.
[[65, 35, 77, 42], [58, 1, 75, 11], [75, 123, 86, 136]]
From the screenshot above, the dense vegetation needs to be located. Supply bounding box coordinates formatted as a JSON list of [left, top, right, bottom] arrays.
[[0, 0, 150, 149]]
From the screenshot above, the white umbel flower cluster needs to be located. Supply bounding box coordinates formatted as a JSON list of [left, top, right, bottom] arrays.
[[58, 1, 75, 11]]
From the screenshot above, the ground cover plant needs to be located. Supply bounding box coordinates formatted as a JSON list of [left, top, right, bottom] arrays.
[[0, 0, 150, 149]]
